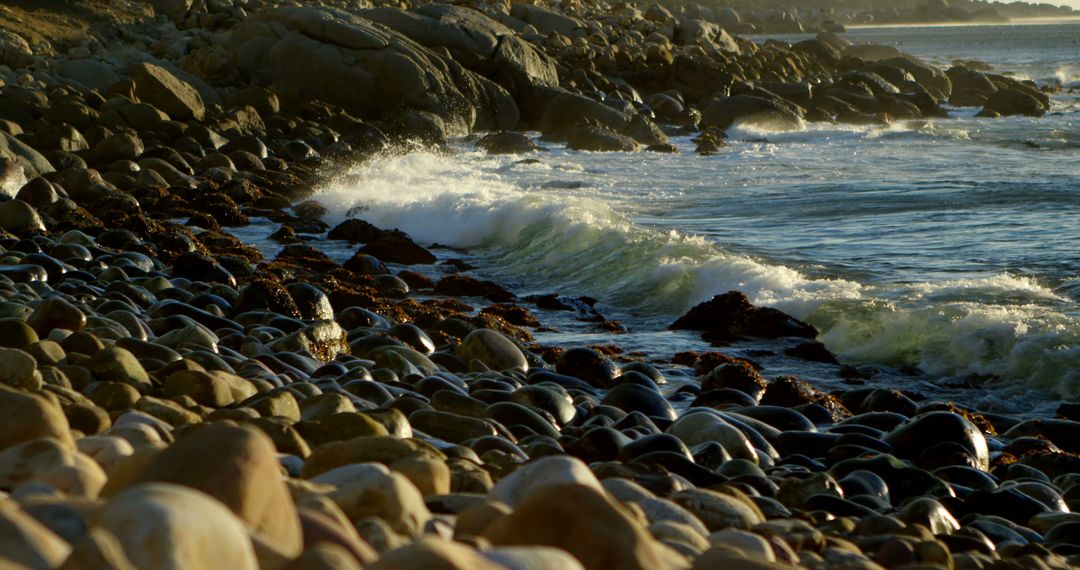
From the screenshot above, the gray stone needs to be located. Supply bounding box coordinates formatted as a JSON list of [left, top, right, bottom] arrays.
[[0, 132, 54, 179], [230, 6, 518, 136], [54, 59, 121, 91], [98, 484, 259, 570], [0, 199, 45, 234], [0, 30, 34, 69], [457, 329, 527, 373], [127, 62, 206, 121], [0, 347, 42, 390]]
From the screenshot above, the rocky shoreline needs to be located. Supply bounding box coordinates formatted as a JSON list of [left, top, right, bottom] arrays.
[[0, 1, 1079, 569]]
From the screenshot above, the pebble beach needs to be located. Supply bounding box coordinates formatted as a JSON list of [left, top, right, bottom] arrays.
[[0, 0, 1079, 569]]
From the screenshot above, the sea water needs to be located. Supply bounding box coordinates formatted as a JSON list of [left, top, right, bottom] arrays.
[[250, 22, 1080, 416]]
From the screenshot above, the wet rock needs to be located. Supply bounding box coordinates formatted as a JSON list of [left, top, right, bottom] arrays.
[[899, 497, 960, 535], [478, 132, 541, 154], [268, 320, 350, 363], [701, 362, 766, 401], [0, 199, 45, 234], [435, 274, 515, 302], [884, 411, 989, 471], [566, 125, 642, 152], [668, 411, 756, 462], [343, 252, 389, 275], [86, 346, 151, 390], [28, 296, 86, 335], [670, 291, 817, 342], [360, 232, 438, 265], [701, 95, 804, 131], [555, 347, 619, 389], [511, 386, 575, 425], [777, 472, 844, 510], [601, 384, 677, 420], [457, 329, 527, 373], [978, 86, 1048, 117]]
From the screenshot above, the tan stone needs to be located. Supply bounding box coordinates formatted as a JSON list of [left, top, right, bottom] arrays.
[[0, 501, 72, 569], [285, 543, 363, 570], [98, 484, 258, 570], [59, 528, 136, 570], [0, 385, 74, 451], [121, 424, 303, 557], [312, 463, 431, 537], [369, 538, 507, 570], [489, 455, 602, 508], [483, 484, 669, 570], [0, 348, 42, 390]]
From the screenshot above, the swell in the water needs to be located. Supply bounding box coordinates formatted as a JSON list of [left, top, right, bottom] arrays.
[[314, 150, 1080, 398]]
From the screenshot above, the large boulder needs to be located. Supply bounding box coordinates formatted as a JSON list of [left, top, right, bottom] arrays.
[[0, 30, 34, 69], [126, 62, 207, 121], [674, 18, 740, 54], [230, 6, 518, 135], [946, 66, 997, 107], [0, 132, 53, 180], [669, 291, 817, 342], [977, 87, 1047, 117], [880, 56, 952, 99], [482, 484, 671, 570], [150, 0, 193, 22], [566, 125, 642, 152], [361, 5, 510, 64], [112, 424, 303, 557], [98, 484, 259, 570], [509, 3, 584, 36], [525, 85, 631, 138], [701, 95, 804, 131], [844, 44, 903, 62], [359, 6, 558, 105], [492, 34, 559, 98]]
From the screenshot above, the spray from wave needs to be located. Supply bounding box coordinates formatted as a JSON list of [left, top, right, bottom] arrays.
[[314, 150, 1080, 398]]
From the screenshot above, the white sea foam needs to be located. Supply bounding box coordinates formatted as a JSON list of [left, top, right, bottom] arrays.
[[312, 122, 1080, 399]]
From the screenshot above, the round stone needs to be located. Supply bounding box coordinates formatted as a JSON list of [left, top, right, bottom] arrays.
[[457, 329, 527, 373]]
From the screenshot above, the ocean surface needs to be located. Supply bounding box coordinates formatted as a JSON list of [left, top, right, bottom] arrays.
[[248, 22, 1080, 416]]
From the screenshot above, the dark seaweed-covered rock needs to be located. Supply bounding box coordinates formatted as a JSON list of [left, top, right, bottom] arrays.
[[434, 275, 515, 302], [670, 291, 818, 342]]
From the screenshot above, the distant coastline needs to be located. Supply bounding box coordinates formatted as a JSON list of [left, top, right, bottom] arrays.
[[844, 15, 1080, 29]]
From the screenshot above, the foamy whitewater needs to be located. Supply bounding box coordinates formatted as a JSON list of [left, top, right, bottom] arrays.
[[248, 22, 1080, 416]]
